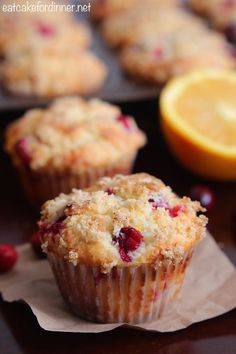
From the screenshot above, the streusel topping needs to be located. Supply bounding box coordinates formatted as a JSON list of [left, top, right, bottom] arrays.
[[40, 173, 207, 269], [5, 97, 146, 170]]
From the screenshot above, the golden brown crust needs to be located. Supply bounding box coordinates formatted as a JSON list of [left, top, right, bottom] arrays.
[[40, 173, 208, 270]]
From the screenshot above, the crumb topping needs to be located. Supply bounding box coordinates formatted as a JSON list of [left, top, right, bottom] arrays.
[[0, 49, 108, 96], [5, 97, 146, 170], [40, 173, 208, 269]]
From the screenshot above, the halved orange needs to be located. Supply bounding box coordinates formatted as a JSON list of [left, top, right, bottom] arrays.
[[160, 70, 236, 180]]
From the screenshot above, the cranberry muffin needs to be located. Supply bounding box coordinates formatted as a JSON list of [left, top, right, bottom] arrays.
[[120, 30, 235, 83], [0, 17, 91, 57], [190, 0, 236, 41], [101, 7, 205, 48], [40, 173, 207, 323], [5, 98, 146, 205], [0, 48, 107, 97]]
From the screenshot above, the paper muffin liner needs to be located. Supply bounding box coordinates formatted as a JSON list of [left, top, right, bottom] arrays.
[[16, 154, 136, 206], [47, 248, 193, 324]]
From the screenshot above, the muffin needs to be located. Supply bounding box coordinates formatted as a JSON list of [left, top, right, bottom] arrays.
[[190, 0, 236, 41], [91, 0, 179, 21], [0, 17, 91, 57], [39, 173, 208, 323], [120, 30, 235, 83], [101, 7, 206, 48], [0, 48, 107, 96], [5, 97, 146, 206]]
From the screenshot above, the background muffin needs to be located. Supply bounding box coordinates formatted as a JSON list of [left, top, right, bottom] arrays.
[[91, 0, 180, 21], [40, 173, 207, 323], [101, 7, 205, 48], [0, 1, 107, 97], [5, 97, 146, 205], [0, 48, 107, 97], [190, 0, 236, 41], [0, 17, 91, 57], [120, 30, 235, 83]]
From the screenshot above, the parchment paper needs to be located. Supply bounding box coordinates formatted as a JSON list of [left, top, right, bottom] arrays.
[[0, 233, 236, 333]]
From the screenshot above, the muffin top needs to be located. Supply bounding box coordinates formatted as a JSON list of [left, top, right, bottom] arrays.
[[0, 17, 91, 57], [120, 30, 235, 82], [102, 7, 205, 47], [1, 49, 107, 96], [40, 173, 207, 270], [5, 97, 146, 170]]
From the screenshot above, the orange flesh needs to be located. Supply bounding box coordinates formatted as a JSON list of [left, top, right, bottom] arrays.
[[175, 78, 236, 148]]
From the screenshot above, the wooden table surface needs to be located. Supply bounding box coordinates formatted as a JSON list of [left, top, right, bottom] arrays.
[[0, 99, 235, 354]]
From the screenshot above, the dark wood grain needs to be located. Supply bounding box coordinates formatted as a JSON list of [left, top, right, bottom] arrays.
[[0, 99, 235, 354]]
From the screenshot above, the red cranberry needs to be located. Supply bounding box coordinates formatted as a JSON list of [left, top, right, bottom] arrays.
[[36, 22, 55, 36], [39, 215, 66, 235], [119, 247, 132, 262], [30, 231, 46, 259], [105, 188, 115, 195], [116, 115, 132, 131], [153, 47, 164, 59], [189, 185, 215, 211], [15, 138, 31, 164], [114, 227, 143, 262], [168, 205, 187, 218], [0, 244, 18, 273], [148, 195, 186, 217]]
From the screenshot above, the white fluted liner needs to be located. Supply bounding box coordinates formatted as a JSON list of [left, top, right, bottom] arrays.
[[48, 248, 193, 324], [17, 154, 136, 206]]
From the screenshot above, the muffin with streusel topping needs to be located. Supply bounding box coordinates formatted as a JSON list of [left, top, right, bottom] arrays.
[[40, 173, 207, 323], [120, 30, 235, 83], [0, 48, 107, 97], [190, 0, 236, 41], [101, 7, 206, 48], [5, 97, 146, 206]]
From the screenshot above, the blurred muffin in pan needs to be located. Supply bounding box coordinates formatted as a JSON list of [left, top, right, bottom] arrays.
[[0, 17, 91, 57], [120, 30, 235, 83], [0, 48, 107, 97], [5, 97, 146, 205], [91, 0, 180, 21], [190, 0, 236, 41], [101, 7, 206, 48]]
